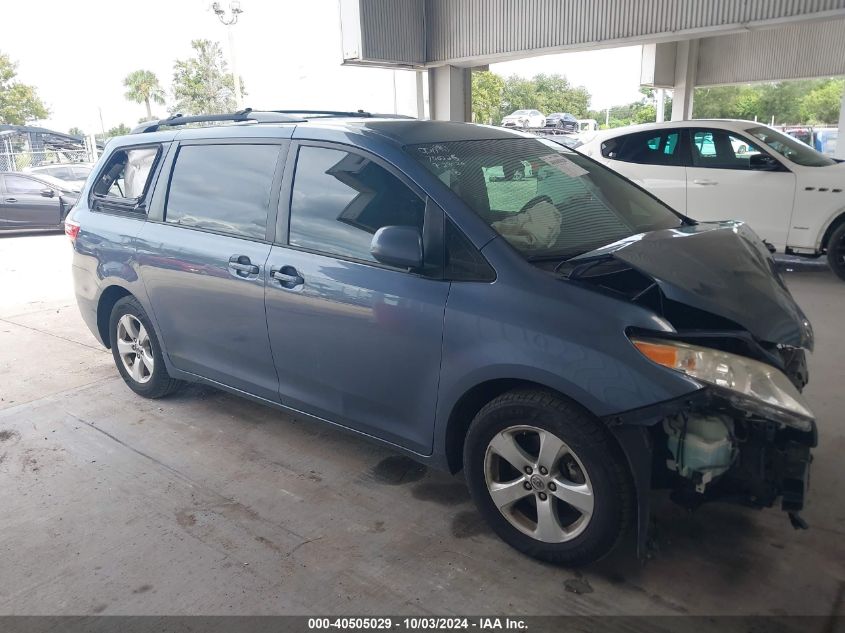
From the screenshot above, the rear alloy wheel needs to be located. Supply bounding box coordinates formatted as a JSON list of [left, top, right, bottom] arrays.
[[464, 389, 633, 565], [116, 314, 154, 384], [827, 222, 845, 281], [109, 296, 183, 399]]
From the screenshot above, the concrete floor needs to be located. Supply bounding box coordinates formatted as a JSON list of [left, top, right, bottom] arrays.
[[0, 233, 843, 617]]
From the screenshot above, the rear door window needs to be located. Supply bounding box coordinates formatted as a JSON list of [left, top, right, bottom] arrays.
[[288, 145, 425, 264], [603, 130, 681, 166], [165, 144, 281, 240]]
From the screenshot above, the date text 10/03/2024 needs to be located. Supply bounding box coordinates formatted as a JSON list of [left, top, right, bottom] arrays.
[[307, 617, 528, 630]]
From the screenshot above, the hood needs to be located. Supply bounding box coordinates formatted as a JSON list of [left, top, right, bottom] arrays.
[[566, 221, 814, 349]]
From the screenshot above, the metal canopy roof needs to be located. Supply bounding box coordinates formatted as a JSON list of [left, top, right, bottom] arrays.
[[341, 0, 845, 80]]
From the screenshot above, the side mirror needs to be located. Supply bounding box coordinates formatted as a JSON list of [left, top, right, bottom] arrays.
[[370, 225, 423, 270], [749, 153, 781, 171], [40, 188, 55, 198]]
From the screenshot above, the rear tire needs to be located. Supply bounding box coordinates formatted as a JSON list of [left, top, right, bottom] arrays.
[[463, 389, 633, 565], [826, 222, 845, 281], [109, 296, 183, 399]]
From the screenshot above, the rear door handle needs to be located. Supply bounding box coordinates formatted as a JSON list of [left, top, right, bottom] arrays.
[[271, 266, 304, 288], [4, 198, 17, 203], [228, 255, 259, 277], [693, 179, 718, 186]]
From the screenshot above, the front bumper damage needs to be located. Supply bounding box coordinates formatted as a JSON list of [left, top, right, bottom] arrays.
[[607, 385, 816, 557]]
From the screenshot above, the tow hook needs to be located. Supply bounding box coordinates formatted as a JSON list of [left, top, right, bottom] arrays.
[[788, 512, 809, 530]]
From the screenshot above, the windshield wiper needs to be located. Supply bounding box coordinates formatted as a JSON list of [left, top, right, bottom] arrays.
[[526, 251, 587, 263]]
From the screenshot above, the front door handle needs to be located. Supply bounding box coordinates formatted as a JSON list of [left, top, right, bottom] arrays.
[[693, 179, 718, 186], [271, 266, 304, 288], [228, 255, 259, 277], [4, 198, 17, 203]]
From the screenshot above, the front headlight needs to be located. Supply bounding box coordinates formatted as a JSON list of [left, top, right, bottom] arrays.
[[631, 337, 814, 431]]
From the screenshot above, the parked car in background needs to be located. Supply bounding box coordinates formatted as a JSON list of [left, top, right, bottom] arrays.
[[781, 126, 813, 147], [501, 109, 545, 129], [67, 111, 817, 566], [0, 172, 79, 231], [577, 119, 599, 133], [579, 120, 845, 279], [25, 162, 93, 190], [544, 112, 578, 132], [814, 128, 838, 156]]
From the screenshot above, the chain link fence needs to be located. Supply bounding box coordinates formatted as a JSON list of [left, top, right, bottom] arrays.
[[0, 149, 92, 173]]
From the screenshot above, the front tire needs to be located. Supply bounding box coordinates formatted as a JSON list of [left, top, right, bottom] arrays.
[[464, 389, 633, 565], [109, 296, 183, 399], [827, 222, 845, 281]]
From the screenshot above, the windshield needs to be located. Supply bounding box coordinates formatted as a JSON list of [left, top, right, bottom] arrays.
[[746, 126, 836, 167], [511, 110, 530, 116], [408, 138, 684, 260]]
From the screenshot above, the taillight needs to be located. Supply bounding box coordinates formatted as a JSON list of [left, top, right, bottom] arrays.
[[64, 218, 81, 241]]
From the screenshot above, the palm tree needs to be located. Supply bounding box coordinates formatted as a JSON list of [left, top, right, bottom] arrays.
[[123, 70, 166, 120]]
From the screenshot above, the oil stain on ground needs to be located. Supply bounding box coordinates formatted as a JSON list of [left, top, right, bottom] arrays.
[[451, 510, 492, 539], [0, 429, 20, 443], [564, 574, 594, 595], [369, 455, 427, 485], [411, 482, 471, 506], [175, 510, 197, 528]]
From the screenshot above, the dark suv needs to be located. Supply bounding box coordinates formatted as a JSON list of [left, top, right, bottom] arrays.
[[68, 110, 817, 565]]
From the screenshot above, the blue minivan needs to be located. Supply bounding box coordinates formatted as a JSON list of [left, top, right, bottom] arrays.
[[67, 110, 816, 565]]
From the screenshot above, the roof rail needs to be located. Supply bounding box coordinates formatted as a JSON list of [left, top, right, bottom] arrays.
[[273, 109, 374, 118], [272, 110, 416, 120], [130, 108, 305, 134]]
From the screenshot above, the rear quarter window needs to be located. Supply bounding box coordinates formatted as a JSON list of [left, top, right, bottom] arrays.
[[91, 145, 162, 213]]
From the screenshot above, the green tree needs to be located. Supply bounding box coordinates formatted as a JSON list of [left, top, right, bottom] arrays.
[[95, 123, 131, 144], [471, 71, 505, 124], [692, 79, 840, 124], [68, 126, 85, 137], [501, 75, 538, 114], [108, 123, 131, 137], [800, 79, 844, 124], [171, 40, 244, 115], [0, 52, 48, 124], [694, 85, 756, 119], [532, 74, 590, 117], [496, 73, 590, 122], [123, 69, 166, 120]]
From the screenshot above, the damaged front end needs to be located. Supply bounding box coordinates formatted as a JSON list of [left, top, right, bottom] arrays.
[[559, 221, 816, 535], [630, 339, 815, 529]]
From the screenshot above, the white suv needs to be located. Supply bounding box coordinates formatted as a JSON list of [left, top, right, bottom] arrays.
[[579, 120, 845, 279]]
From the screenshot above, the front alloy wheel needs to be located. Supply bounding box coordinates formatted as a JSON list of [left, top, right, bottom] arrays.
[[485, 426, 594, 542], [464, 389, 633, 565]]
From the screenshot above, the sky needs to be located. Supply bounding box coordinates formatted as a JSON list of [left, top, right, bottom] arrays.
[[2, 0, 645, 134]]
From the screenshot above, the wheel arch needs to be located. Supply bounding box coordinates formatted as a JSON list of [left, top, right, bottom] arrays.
[[820, 208, 845, 251], [442, 376, 621, 475], [96, 285, 133, 349]]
